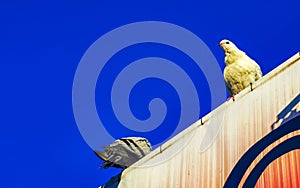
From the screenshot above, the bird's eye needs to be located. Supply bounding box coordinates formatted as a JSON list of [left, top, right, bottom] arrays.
[[226, 41, 230, 44]]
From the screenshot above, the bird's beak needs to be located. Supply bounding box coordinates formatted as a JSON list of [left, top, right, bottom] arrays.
[[218, 43, 222, 46]]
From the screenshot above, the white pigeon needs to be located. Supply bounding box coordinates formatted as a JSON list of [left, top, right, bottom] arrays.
[[219, 39, 262, 97]]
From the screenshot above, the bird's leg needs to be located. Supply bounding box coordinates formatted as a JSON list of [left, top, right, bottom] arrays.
[[227, 95, 235, 101], [250, 82, 253, 91]]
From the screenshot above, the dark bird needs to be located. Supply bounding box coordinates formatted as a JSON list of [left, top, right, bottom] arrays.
[[94, 137, 152, 169]]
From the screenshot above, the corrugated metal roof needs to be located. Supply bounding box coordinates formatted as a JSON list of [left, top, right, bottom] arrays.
[[117, 52, 300, 188]]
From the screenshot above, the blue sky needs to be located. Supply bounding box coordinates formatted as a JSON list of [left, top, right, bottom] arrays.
[[1, 0, 299, 187]]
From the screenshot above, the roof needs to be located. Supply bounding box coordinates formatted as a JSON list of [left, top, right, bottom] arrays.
[[116, 52, 300, 188]]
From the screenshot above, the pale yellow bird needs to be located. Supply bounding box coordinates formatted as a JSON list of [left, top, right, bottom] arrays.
[[219, 39, 262, 98]]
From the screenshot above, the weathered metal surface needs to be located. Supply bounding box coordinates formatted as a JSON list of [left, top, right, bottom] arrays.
[[118, 52, 300, 188]]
